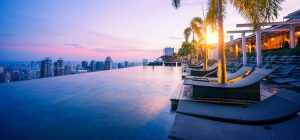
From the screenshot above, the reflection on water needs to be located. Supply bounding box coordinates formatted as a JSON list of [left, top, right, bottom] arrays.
[[0, 66, 182, 140]]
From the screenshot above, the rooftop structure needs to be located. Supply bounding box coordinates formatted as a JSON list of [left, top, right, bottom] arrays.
[[104, 56, 113, 70], [226, 9, 300, 67], [163, 47, 175, 56], [40, 57, 52, 78], [54, 58, 64, 76]]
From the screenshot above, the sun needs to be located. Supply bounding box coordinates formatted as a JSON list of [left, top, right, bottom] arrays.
[[206, 30, 218, 44], [204, 26, 218, 44]]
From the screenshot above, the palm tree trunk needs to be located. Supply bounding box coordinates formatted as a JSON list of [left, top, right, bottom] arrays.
[[192, 29, 198, 63], [217, 0, 227, 83], [203, 26, 208, 71]]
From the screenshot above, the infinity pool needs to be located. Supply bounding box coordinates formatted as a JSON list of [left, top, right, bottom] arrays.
[[0, 66, 182, 140]]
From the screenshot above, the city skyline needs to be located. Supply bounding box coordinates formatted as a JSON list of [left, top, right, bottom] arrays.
[[0, 0, 299, 61], [0, 56, 142, 83]]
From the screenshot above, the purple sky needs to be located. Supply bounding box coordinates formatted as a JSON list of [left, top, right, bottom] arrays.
[[0, 0, 299, 62]]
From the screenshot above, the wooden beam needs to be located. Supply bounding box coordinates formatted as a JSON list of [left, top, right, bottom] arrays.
[[227, 30, 254, 34], [284, 16, 300, 19], [236, 21, 300, 28], [261, 28, 290, 33]]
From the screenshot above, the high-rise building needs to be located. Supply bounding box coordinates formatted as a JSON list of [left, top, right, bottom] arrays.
[[40, 57, 53, 78], [0, 72, 11, 83], [104, 56, 113, 70], [117, 63, 123, 69], [81, 61, 89, 70], [143, 59, 149, 66], [30, 70, 40, 79], [0, 67, 4, 73], [64, 64, 72, 75], [20, 69, 31, 80], [124, 61, 129, 68], [89, 60, 96, 72], [163, 47, 174, 56], [130, 63, 135, 67], [54, 58, 64, 76], [96, 61, 104, 71], [11, 70, 20, 81]]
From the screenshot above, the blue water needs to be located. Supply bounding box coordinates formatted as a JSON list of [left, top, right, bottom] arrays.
[[0, 66, 182, 140]]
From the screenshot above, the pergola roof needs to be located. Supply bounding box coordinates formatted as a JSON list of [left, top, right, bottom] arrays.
[[284, 9, 300, 19], [226, 9, 300, 46]]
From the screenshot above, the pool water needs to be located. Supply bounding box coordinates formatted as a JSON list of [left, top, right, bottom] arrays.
[[0, 66, 182, 140]]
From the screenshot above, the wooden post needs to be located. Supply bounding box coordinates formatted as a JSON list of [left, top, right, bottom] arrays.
[[241, 32, 247, 66], [290, 26, 295, 48], [256, 30, 262, 68]]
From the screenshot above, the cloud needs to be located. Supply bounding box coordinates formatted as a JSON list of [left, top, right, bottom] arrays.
[[93, 47, 160, 53], [168, 36, 183, 40], [64, 43, 84, 48], [184, 0, 206, 6]]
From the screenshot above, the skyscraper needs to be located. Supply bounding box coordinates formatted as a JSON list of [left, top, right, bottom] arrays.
[[124, 61, 129, 68], [81, 61, 89, 70], [64, 64, 72, 75], [104, 56, 113, 70], [96, 61, 104, 71], [0, 67, 4, 73], [0, 72, 11, 83], [54, 58, 64, 76], [10, 70, 20, 81], [40, 57, 53, 78], [143, 59, 148, 66], [89, 60, 96, 72], [117, 63, 123, 69]]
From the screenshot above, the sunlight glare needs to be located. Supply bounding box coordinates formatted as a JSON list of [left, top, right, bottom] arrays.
[[206, 30, 218, 44]]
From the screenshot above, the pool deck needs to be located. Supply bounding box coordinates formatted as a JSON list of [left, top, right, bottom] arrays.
[[169, 80, 300, 140], [170, 81, 280, 108]]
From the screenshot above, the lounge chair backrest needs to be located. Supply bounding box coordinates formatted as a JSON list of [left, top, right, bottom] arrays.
[[208, 63, 218, 70], [278, 56, 287, 64], [287, 56, 297, 64], [264, 55, 270, 61], [281, 65, 296, 75], [227, 66, 252, 80], [271, 56, 279, 62], [230, 68, 274, 87]]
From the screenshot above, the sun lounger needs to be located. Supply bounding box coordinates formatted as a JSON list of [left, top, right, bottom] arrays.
[[184, 68, 274, 101], [193, 66, 252, 83], [272, 77, 300, 84], [169, 114, 300, 140], [275, 56, 288, 64], [263, 55, 271, 64], [269, 55, 279, 64], [189, 63, 203, 69], [176, 89, 300, 124], [286, 55, 297, 64], [190, 63, 218, 77], [269, 65, 296, 78], [288, 81, 300, 89]]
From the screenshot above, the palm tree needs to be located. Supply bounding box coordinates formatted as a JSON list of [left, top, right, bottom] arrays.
[[172, 0, 284, 83], [184, 27, 192, 43], [201, 5, 209, 71], [191, 17, 204, 65]]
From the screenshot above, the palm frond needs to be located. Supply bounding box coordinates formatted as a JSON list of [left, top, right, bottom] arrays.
[[172, 0, 181, 9], [206, 0, 226, 31], [184, 27, 192, 42], [229, 0, 284, 30], [191, 17, 204, 41]]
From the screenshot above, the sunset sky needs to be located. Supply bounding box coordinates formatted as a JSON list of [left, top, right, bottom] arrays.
[[0, 0, 299, 62]]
